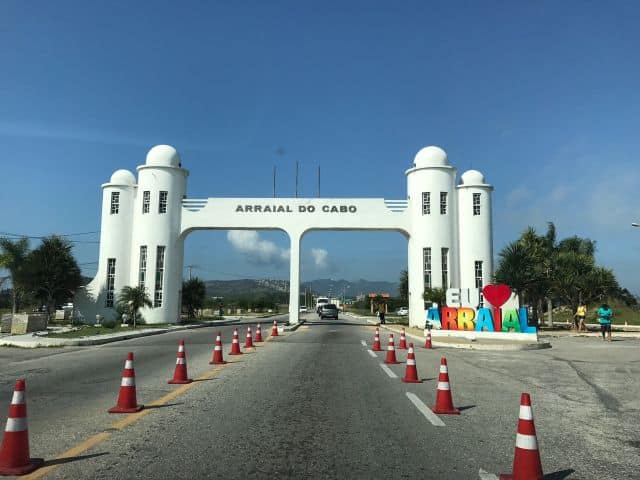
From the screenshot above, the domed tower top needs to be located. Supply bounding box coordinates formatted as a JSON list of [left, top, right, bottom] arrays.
[[145, 145, 182, 167], [109, 169, 136, 186], [458, 169, 493, 189], [413, 146, 449, 168]]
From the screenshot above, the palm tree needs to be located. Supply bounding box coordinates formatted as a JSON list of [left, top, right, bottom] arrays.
[[0, 237, 30, 314], [117, 286, 152, 328]]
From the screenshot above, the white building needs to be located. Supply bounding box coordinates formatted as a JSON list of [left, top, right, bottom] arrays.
[[76, 144, 493, 328]]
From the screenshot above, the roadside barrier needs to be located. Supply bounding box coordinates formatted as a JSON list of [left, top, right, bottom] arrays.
[[0, 380, 43, 475], [109, 352, 144, 413], [229, 329, 243, 355], [372, 328, 382, 351], [384, 333, 400, 364], [431, 357, 460, 415], [168, 340, 193, 384], [210, 332, 227, 365], [401, 343, 422, 383], [244, 326, 254, 348], [500, 393, 544, 480], [271, 320, 279, 337], [255, 323, 263, 342], [398, 329, 407, 350]]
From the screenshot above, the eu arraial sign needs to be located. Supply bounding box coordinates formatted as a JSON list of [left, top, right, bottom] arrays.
[[75, 144, 494, 328]]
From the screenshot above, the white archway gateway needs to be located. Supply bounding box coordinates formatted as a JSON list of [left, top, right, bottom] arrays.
[[76, 144, 493, 327]]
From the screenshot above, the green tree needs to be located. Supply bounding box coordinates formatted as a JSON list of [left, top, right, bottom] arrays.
[[423, 287, 446, 307], [22, 236, 81, 316], [182, 277, 206, 318], [117, 285, 152, 328], [399, 269, 408, 302], [0, 237, 30, 314]]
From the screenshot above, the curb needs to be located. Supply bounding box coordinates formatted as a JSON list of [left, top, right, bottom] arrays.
[[284, 320, 306, 332], [0, 319, 242, 348]]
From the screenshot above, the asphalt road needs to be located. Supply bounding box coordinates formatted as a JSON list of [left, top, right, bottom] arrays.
[[0, 314, 637, 479]]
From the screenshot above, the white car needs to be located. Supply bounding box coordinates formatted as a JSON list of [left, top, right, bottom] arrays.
[[396, 307, 409, 316], [299, 306, 308, 313]]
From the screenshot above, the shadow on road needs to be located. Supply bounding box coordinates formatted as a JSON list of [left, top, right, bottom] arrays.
[[544, 469, 575, 479], [457, 405, 476, 412], [42, 452, 108, 467], [144, 402, 183, 409], [304, 321, 371, 326]]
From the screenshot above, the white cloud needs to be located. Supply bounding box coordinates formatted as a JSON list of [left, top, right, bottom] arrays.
[[311, 248, 329, 269], [226, 231, 289, 267]]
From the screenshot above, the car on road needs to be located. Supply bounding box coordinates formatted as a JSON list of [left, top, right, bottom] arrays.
[[299, 306, 308, 313], [318, 303, 339, 320], [396, 307, 409, 316]]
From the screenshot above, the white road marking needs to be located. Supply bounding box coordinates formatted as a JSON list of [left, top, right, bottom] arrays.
[[367, 350, 377, 358], [379, 363, 398, 378], [478, 468, 498, 479], [405, 392, 446, 427], [360, 340, 367, 347]]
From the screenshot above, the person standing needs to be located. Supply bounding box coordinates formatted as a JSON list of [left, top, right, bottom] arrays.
[[575, 303, 587, 332], [379, 309, 386, 325], [597, 303, 613, 342]]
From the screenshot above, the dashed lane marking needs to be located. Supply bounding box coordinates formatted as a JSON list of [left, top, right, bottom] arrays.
[[367, 350, 377, 358], [405, 392, 446, 427], [379, 363, 398, 379], [360, 340, 367, 347]]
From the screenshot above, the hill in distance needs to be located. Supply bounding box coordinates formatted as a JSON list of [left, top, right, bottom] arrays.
[[204, 278, 399, 300]]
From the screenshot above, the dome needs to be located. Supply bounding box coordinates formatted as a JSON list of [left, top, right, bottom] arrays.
[[146, 144, 181, 167], [460, 169, 485, 185], [109, 169, 136, 186], [413, 146, 448, 167]]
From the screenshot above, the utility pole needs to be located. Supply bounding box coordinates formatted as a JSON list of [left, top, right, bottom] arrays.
[[185, 265, 197, 280], [317, 166, 321, 197], [295, 161, 299, 198], [273, 166, 276, 198]]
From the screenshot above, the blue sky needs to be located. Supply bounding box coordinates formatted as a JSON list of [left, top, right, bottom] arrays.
[[1, 1, 640, 294]]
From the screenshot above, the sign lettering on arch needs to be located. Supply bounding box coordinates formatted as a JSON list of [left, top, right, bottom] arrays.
[[427, 284, 536, 334]]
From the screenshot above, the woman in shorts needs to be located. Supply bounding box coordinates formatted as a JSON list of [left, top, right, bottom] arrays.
[[597, 303, 613, 342], [575, 303, 587, 332]]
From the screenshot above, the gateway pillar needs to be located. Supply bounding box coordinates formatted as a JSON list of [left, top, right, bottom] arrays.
[[288, 230, 301, 325]]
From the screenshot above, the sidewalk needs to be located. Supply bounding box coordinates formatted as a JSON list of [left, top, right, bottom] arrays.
[[0, 317, 245, 348]]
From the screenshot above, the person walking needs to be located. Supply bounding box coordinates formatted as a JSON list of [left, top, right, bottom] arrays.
[[379, 309, 386, 325], [575, 303, 587, 332], [597, 303, 613, 342]]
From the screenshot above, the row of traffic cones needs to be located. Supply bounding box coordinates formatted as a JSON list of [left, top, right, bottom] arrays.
[[0, 320, 283, 476], [372, 326, 544, 479]]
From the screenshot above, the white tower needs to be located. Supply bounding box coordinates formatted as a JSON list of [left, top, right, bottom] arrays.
[[129, 145, 188, 324], [457, 170, 493, 290], [406, 146, 458, 328], [79, 170, 136, 320]]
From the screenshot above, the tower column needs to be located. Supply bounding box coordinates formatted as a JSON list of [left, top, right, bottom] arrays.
[[288, 229, 302, 325]]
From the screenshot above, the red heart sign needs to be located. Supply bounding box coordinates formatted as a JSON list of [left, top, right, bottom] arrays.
[[482, 284, 512, 308]]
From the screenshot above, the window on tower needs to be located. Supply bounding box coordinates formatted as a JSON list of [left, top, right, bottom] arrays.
[[154, 246, 166, 307], [440, 192, 447, 214], [441, 248, 449, 288], [423, 247, 432, 288], [475, 261, 484, 288], [105, 258, 116, 307], [142, 191, 150, 214], [473, 193, 481, 216], [110, 192, 120, 215], [138, 246, 147, 290], [422, 192, 430, 215], [159, 191, 168, 214]]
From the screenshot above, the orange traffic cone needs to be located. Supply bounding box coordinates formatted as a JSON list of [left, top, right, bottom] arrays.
[[402, 343, 422, 383], [372, 328, 382, 351], [209, 331, 227, 365], [424, 329, 433, 349], [398, 329, 407, 350], [244, 326, 254, 348], [384, 334, 401, 364], [255, 323, 263, 342], [229, 328, 243, 355], [168, 340, 192, 384], [431, 357, 460, 415], [109, 352, 144, 413], [500, 393, 544, 480], [271, 320, 279, 337], [0, 380, 43, 475]]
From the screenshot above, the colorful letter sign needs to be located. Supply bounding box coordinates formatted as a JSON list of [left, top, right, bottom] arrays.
[[427, 284, 536, 334]]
